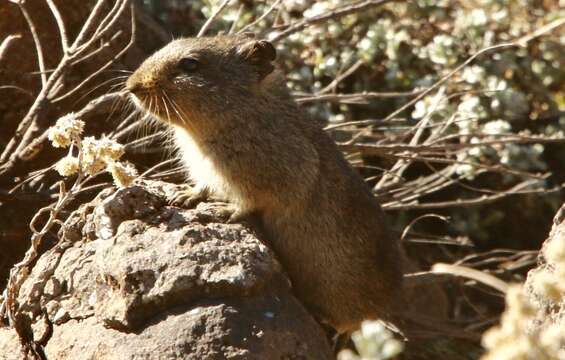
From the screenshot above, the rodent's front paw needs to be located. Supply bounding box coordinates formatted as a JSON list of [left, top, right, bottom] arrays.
[[169, 187, 208, 208], [213, 204, 250, 224]]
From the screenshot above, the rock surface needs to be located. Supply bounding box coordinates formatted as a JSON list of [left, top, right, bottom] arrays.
[[524, 203, 565, 332], [0, 181, 333, 359]]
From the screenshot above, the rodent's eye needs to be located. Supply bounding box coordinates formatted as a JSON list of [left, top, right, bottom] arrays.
[[177, 57, 199, 73]]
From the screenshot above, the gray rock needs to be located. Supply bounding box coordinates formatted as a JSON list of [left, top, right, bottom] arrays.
[[0, 181, 333, 359]]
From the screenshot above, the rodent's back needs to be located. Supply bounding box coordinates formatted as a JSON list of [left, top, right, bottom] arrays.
[[126, 34, 403, 333], [262, 113, 403, 331]]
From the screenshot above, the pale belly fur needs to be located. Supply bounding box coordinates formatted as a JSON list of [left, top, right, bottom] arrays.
[[172, 125, 237, 202]]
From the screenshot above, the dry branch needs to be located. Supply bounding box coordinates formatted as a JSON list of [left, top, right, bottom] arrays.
[[0, 0, 134, 177], [269, 0, 398, 42], [0, 34, 21, 62]]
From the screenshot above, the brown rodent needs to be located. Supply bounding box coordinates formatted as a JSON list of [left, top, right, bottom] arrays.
[[126, 34, 403, 334]]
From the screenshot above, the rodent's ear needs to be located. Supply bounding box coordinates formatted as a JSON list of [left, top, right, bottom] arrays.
[[236, 40, 277, 81]]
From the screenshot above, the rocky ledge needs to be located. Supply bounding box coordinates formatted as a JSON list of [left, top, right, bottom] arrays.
[[0, 181, 332, 359]]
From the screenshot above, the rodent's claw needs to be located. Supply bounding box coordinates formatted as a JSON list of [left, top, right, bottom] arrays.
[[169, 187, 208, 208], [214, 204, 249, 224], [226, 208, 248, 224]]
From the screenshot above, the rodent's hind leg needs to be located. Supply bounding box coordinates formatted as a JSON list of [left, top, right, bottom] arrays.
[[169, 185, 209, 208]]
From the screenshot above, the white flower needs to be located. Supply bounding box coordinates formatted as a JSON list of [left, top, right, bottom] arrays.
[[303, 2, 330, 18], [457, 95, 484, 119], [349, 320, 403, 359], [483, 120, 511, 135], [412, 94, 449, 119], [468, 9, 488, 27], [54, 156, 79, 177], [48, 113, 85, 148], [81, 137, 108, 175], [385, 29, 410, 60], [454, 162, 476, 179], [543, 234, 565, 268], [81, 137, 125, 175], [487, 76, 508, 91], [106, 161, 138, 188], [426, 35, 457, 65], [461, 65, 486, 84], [531, 270, 564, 302], [282, 0, 311, 13]]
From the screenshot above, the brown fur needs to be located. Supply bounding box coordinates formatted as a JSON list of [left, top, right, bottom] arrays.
[[126, 34, 403, 333]]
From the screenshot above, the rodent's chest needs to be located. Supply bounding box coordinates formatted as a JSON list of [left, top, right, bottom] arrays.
[[172, 126, 234, 200]]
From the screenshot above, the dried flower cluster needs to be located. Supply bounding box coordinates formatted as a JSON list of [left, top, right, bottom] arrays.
[[338, 320, 403, 360], [106, 161, 138, 188], [481, 230, 565, 360], [48, 115, 137, 188], [80, 136, 125, 175], [47, 113, 85, 148], [54, 156, 79, 177]]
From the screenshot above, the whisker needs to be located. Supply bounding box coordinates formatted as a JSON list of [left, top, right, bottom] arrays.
[[103, 84, 130, 124], [71, 75, 128, 107], [169, 97, 187, 125], [162, 91, 181, 124], [161, 91, 172, 125], [101, 69, 133, 74]]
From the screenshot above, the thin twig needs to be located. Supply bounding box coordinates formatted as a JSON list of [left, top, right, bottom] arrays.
[[52, 4, 136, 102], [269, 0, 397, 42], [384, 179, 556, 210], [197, 0, 233, 37], [515, 17, 565, 46], [17, 2, 47, 86], [431, 263, 510, 294], [0, 34, 21, 62], [46, 0, 69, 52], [297, 89, 424, 104], [317, 59, 364, 95], [239, 0, 283, 34]]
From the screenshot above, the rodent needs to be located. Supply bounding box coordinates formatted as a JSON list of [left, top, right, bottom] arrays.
[[126, 34, 403, 334]]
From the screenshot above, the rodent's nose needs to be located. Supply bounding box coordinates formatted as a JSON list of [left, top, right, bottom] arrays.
[[126, 80, 143, 94]]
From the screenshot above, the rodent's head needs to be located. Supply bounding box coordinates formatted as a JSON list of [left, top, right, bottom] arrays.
[[126, 34, 280, 132]]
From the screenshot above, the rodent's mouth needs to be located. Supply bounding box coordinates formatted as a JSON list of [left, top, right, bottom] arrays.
[[128, 90, 181, 125]]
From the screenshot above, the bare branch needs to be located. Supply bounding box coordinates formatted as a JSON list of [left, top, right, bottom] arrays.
[[384, 180, 561, 210], [0, 34, 21, 62], [348, 42, 519, 147], [0, 0, 135, 175], [431, 263, 510, 294], [69, 0, 108, 51], [269, 0, 398, 43], [52, 4, 136, 102], [17, 1, 47, 86], [46, 0, 69, 52], [515, 17, 565, 46], [197, 0, 233, 37], [238, 0, 282, 34], [297, 89, 424, 104], [317, 59, 364, 95]]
